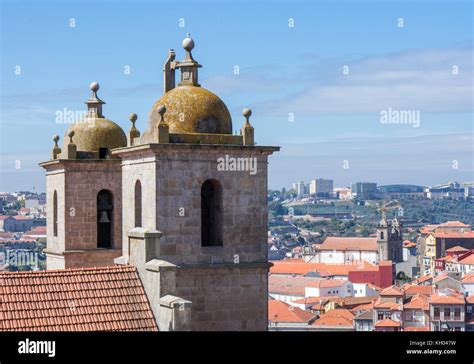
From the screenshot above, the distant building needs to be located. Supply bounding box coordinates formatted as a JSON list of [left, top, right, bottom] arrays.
[[268, 300, 317, 331], [351, 182, 377, 200], [426, 182, 466, 199], [25, 199, 40, 209], [309, 179, 333, 197], [429, 289, 465, 331], [378, 184, 425, 199], [334, 187, 352, 200], [294, 181, 306, 197], [419, 221, 474, 275], [0, 215, 35, 232]]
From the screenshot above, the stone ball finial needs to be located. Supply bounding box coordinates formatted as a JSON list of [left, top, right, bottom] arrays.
[[90, 82, 100, 92], [53, 134, 60, 144], [157, 105, 166, 116], [182, 35, 194, 52], [242, 108, 252, 119], [129, 112, 138, 123], [68, 130, 75, 143]]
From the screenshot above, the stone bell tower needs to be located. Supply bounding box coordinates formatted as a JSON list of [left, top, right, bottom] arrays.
[[376, 209, 403, 263], [114, 35, 279, 330], [40, 83, 127, 269]]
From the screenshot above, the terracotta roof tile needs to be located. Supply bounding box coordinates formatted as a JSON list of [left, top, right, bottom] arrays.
[[446, 246, 470, 253], [312, 308, 354, 328], [462, 274, 474, 284], [459, 253, 474, 265], [380, 285, 404, 296], [439, 221, 471, 228], [319, 237, 377, 252], [416, 274, 433, 284], [269, 275, 348, 296], [429, 289, 465, 305], [0, 265, 158, 331], [268, 300, 315, 323], [432, 230, 474, 239], [403, 326, 429, 331], [269, 260, 378, 276], [373, 300, 402, 310], [318, 308, 354, 320], [402, 284, 433, 296], [374, 318, 400, 327], [312, 315, 353, 328], [404, 294, 430, 310]]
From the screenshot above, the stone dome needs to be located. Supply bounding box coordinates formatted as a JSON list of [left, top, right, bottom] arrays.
[[63, 116, 127, 154], [148, 86, 232, 135]]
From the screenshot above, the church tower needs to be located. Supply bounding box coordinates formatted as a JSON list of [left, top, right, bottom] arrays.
[[376, 209, 403, 263], [40, 83, 126, 269], [114, 35, 279, 330]]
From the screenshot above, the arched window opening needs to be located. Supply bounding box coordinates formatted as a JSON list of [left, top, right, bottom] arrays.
[[380, 231, 384, 240], [201, 180, 223, 247], [134, 180, 142, 228], [97, 190, 113, 248], [53, 190, 58, 237]]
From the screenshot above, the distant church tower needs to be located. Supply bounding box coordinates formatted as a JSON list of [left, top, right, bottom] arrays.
[[376, 209, 403, 263], [40, 82, 126, 269]]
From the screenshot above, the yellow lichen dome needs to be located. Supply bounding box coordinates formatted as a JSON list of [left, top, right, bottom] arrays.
[[63, 117, 127, 154], [148, 86, 232, 135]]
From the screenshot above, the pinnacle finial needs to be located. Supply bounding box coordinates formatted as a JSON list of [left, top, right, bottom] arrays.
[[85, 81, 105, 117], [129, 112, 138, 125], [90, 82, 100, 92], [68, 130, 75, 144], [53, 134, 60, 146], [157, 105, 166, 123], [182, 34, 194, 52], [242, 108, 253, 127]]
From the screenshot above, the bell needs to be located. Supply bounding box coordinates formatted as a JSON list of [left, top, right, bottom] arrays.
[[98, 211, 110, 223]]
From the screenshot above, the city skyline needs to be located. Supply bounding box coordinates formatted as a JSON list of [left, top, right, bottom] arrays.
[[1, 0, 472, 191]]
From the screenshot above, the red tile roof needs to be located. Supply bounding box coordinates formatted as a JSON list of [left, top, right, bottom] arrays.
[[373, 300, 402, 310], [403, 326, 429, 331], [462, 273, 474, 284], [380, 285, 404, 296], [374, 318, 400, 327], [351, 302, 375, 312], [268, 300, 315, 323], [12, 215, 33, 220], [269, 275, 347, 295], [319, 308, 355, 320], [312, 308, 354, 328], [459, 253, 474, 265], [404, 294, 430, 310], [439, 221, 471, 228], [432, 230, 474, 239], [402, 284, 433, 296], [0, 265, 158, 331], [319, 237, 377, 252], [446, 246, 470, 253], [270, 260, 378, 276], [429, 289, 465, 305], [312, 315, 353, 328], [292, 296, 337, 305], [415, 274, 433, 284]]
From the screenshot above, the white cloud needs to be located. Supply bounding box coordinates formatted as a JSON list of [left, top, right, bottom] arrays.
[[256, 48, 473, 115]]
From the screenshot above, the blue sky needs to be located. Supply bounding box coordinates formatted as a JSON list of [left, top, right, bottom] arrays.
[[0, 0, 472, 191]]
